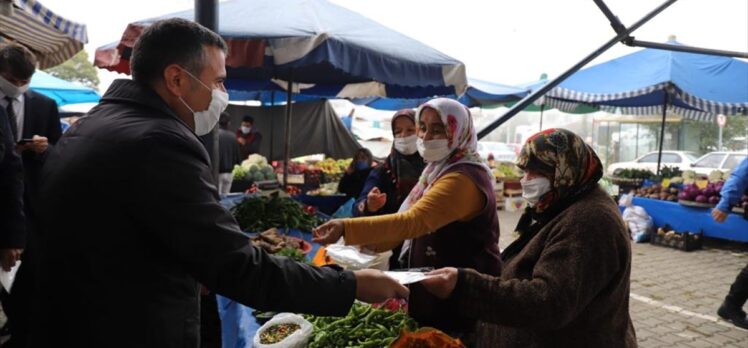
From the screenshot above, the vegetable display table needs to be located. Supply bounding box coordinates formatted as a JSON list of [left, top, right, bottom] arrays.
[[218, 194, 321, 348], [629, 197, 748, 242]]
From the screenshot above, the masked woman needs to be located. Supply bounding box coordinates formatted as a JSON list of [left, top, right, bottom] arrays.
[[421, 128, 636, 347], [352, 109, 426, 268], [314, 98, 501, 341]]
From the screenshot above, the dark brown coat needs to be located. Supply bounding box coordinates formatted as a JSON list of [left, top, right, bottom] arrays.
[[454, 187, 636, 347]]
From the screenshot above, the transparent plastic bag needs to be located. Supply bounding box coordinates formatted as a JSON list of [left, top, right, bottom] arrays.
[[252, 313, 313, 348]]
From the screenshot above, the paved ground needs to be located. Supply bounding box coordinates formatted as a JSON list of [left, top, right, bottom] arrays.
[[497, 210, 748, 348]]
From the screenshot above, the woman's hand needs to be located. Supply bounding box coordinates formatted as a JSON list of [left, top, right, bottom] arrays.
[[711, 208, 728, 223], [420, 267, 459, 299], [366, 187, 387, 212], [312, 219, 345, 245]]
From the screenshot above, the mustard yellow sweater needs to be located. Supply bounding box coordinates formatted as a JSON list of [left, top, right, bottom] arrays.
[[342, 172, 485, 252]]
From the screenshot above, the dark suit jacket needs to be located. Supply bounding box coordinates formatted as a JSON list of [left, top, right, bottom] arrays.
[[19, 90, 60, 215], [0, 107, 25, 248], [33, 80, 356, 348]]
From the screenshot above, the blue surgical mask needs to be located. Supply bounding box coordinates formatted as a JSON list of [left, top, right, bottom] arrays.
[[355, 161, 370, 171]]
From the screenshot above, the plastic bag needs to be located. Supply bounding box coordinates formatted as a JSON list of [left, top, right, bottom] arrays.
[[622, 205, 653, 243], [332, 198, 355, 218], [252, 313, 313, 348], [325, 243, 391, 270]]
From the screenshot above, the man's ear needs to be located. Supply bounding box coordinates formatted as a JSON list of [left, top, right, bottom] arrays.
[[162, 64, 186, 97]]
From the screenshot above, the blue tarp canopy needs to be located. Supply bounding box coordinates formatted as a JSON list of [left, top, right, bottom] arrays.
[[0, 0, 88, 69], [546, 40, 748, 121], [30, 70, 100, 106], [349, 77, 529, 110], [94, 0, 468, 100]]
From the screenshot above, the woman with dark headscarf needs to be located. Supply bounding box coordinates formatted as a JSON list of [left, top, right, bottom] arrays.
[[337, 147, 375, 200], [421, 128, 636, 347], [352, 109, 426, 267], [314, 98, 501, 341]]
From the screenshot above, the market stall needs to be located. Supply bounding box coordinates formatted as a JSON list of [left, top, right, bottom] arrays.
[[217, 193, 463, 348], [627, 197, 747, 242]]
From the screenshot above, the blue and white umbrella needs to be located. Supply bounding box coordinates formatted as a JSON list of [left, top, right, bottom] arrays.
[[0, 0, 88, 69], [545, 39, 748, 122], [348, 77, 529, 110], [95, 0, 467, 99]]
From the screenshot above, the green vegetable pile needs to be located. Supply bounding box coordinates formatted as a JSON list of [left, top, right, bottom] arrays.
[[659, 165, 682, 179], [612, 168, 654, 180], [304, 302, 417, 348], [275, 247, 309, 264], [231, 192, 321, 232]]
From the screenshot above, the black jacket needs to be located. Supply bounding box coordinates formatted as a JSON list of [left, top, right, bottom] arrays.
[[0, 107, 25, 248], [33, 80, 356, 348], [201, 128, 242, 173], [18, 90, 60, 217]]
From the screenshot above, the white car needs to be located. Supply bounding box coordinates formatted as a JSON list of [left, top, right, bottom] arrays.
[[606, 151, 699, 176], [477, 142, 517, 162], [689, 151, 747, 176]]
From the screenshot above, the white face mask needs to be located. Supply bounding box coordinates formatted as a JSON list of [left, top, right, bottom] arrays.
[[178, 69, 229, 136], [521, 176, 552, 206], [0, 75, 28, 98], [240, 126, 252, 134], [394, 135, 418, 155], [417, 138, 451, 162]]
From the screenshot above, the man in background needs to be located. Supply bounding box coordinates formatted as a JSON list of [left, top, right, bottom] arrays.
[[0, 43, 60, 348], [218, 112, 241, 194], [236, 115, 262, 159]]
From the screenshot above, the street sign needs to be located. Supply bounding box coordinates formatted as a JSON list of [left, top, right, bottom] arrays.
[[717, 114, 727, 128]]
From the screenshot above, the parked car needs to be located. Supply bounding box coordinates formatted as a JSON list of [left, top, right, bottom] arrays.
[[689, 151, 748, 176], [477, 141, 517, 162], [606, 151, 700, 176]]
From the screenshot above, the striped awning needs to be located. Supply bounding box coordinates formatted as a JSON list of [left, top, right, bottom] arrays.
[[597, 105, 715, 123], [0, 0, 88, 69]]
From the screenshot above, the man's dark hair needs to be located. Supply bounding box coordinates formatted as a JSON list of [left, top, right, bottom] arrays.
[[242, 115, 254, 124], [130, 18, 227, 86], [219, 112, 231, 128], [0, 44, 37, 80]]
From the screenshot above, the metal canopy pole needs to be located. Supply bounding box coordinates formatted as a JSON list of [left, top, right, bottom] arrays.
[[477, 0, 678, 139], [656, 92, 669, 175], [195, 0, 220, 183], [283, 76, 293, 188]]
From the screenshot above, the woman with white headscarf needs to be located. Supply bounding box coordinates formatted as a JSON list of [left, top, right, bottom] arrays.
[[314, 98, 501, 340]]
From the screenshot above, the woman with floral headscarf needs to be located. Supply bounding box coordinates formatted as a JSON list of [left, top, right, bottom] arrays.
[[421, 128, 636, 347], [314, 98, 501, 339]]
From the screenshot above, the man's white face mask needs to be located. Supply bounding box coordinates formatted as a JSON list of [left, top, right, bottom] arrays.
[[177, 68, 229, 136]]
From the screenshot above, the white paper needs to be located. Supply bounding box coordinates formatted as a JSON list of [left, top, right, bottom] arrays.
[[0, 261, 21, 294], [384, 271, 434, 285]]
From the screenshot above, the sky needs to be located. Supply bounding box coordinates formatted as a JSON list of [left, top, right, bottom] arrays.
[[40, 0, 748, 93]]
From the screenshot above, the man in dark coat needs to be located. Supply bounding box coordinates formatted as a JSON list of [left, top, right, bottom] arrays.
[[0, 106, 25, 275], [0, 43, 60, 348], [31, 18, 406, 348]]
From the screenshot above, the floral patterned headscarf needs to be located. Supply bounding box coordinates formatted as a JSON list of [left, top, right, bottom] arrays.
[[516, 128, 603, 213], [399, 98, 490, 211]]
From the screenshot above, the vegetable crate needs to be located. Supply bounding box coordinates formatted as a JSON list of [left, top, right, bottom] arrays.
[[651, 230, 703, 252]]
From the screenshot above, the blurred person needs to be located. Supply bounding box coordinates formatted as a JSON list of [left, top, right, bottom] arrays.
[[236, 115, 262, 158], [338, 147, 375, 200], [0, 43, 60, 348], [712, 156, 748, 329], [32, 18, 407, 348], [209, 112, 241, 195], [420, 128, 636, 347], [0, 106, 25, 278], [352, 109, 425, 269], [314, 98, 501, 342]]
